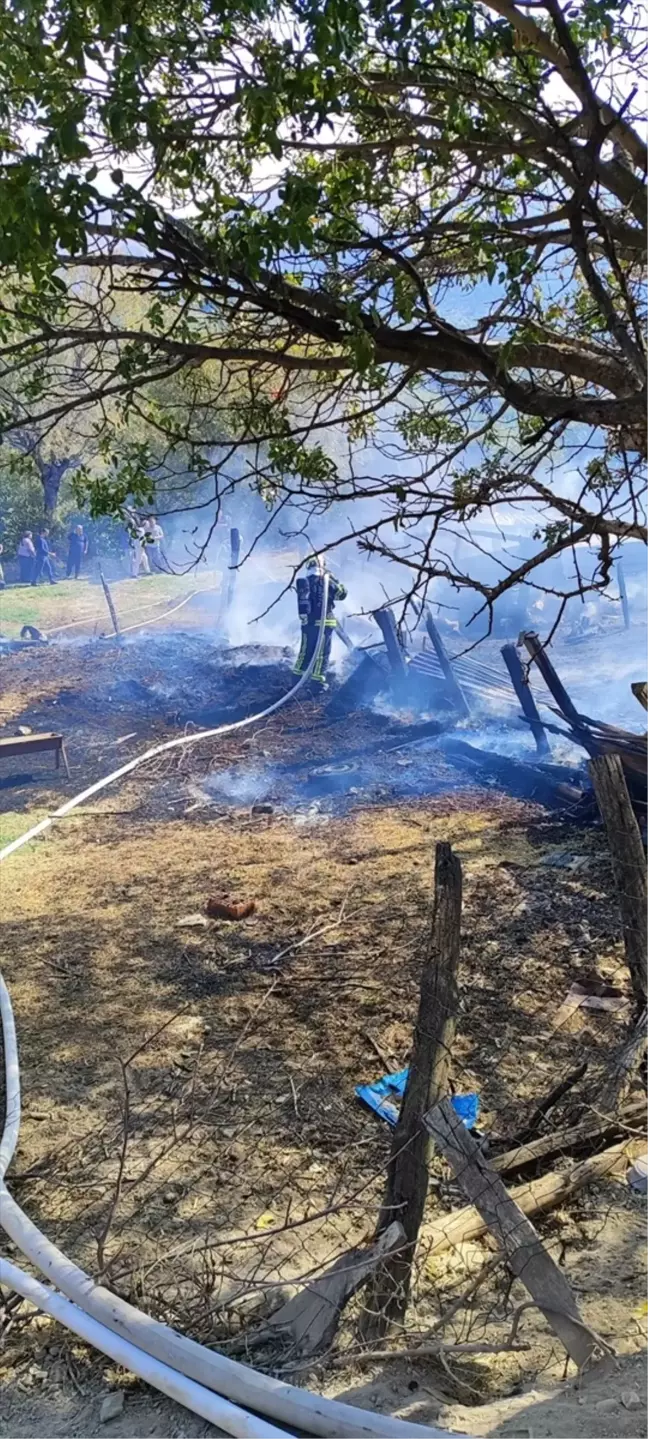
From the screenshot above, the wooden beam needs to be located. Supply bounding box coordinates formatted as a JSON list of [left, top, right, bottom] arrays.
[[259, 1222, 405, 1359], [372, 607, 408, 684], [521, 632, 590, 740], [225, 527, 240, 613], [364, 842, 462, 1335], [420, 1140, 632, 1258], [501, 643, 550, 755], [335, 622, 354, 651], [491, 1096, 645, 1175], [425, 1099, 609, 1371], [589, 753, 647, 1012], [424, 609, 470, 718]]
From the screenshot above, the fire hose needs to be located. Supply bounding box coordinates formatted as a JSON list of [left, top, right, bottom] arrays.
[[0, 576, 461, 1439], [0, 575, 333, 863]]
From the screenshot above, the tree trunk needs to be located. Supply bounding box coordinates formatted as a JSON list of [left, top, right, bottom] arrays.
[[39, 457, 74, 517], [589, 753, 647, 1012], [362, 842, 462, 1336]]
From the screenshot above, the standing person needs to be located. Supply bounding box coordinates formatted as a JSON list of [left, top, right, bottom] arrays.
[[0, 544, 5, 590], [17, 531, 36, 583], [145, 516, 165, 570], [31, 528, 57, 586], [66, 524, 88, 579], [129, 517, 151, 578], [293, 555, 346, 686]]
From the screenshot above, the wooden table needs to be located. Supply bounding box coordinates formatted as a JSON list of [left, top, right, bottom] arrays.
[[0, 732, 70, 777]]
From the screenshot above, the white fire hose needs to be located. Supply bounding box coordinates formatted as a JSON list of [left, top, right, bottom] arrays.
[[0, 577, 464, 1439]]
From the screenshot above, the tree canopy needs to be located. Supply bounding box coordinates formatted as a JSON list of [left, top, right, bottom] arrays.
[[0, 0, 645, 622]]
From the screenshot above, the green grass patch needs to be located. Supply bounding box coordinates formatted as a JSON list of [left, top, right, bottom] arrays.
[[0, 571, 220, 637], [0, 808, 48, 852]]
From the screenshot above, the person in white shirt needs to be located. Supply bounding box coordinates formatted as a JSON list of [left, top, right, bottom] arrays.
[[17, 531, 36, 583], [129, 520, 151, 578], [145, 516, 165, 570]]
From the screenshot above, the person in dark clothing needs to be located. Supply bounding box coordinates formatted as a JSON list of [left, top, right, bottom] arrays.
[[293, 556, 347, 685], [31, 529, 57, 585], [66, 524, 87, 578]]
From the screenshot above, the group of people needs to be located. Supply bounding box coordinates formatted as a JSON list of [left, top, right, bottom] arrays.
[[12, 526, 89, 586], [6, 515, 166, 586]]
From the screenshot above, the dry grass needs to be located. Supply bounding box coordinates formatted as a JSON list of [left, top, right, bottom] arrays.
[[1, 632, 645, 1425]]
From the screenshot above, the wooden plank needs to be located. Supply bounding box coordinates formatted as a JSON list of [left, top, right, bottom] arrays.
[[424, 609, 470, 718], [425, 1099, 604, 1370], [0, 733, 63, 758], [365, 842, 462, 1334], [261, 1221, 405, 1358], [589, 753, 647, 1011], [501, 643, 550, 755], [441, 737, 584, 809], [335, 622, 354, 651], [218, 527, 241, 624]]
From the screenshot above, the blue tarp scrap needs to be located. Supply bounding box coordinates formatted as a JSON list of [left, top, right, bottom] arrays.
[[356, 1068, 479, 1129]]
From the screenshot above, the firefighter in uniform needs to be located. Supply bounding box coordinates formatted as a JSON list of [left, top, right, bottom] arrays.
[[293, 556, 347, 685]]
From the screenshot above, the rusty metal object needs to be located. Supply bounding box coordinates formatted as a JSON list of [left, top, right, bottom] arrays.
[[205, 895, 256, 921]]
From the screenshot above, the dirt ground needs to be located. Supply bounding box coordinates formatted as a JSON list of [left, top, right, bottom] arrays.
[[1, 1351, 645, 1438], [0, 622, 646, 1438]]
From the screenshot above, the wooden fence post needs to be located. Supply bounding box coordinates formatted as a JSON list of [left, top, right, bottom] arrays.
[[373, 607, 409, 685], [589, 753, 647, 1012], [424, 609, 470, 718], [616, 558, 630, 630], [99, 569, 121, 640], [501, 643, 550, 755], [521, 631, 589, 738], [362, 842, 462, 1335]]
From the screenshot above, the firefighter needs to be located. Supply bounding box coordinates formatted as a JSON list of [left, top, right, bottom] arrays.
[[293, 556, 347, 685]]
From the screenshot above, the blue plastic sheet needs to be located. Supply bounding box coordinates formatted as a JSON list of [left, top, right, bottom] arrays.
[[356, 1069, 479, 1129]]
